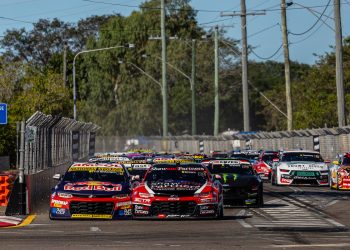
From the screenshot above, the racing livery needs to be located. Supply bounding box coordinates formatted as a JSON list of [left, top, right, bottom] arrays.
[[271, 150, 329, 186], [252, 151, 279, 181], [330, 153, 350, 190], [121, 160, 152, 179], [50, 163, 132, 219], [207, 159, 263, 207], [132, 163, 223, 219]]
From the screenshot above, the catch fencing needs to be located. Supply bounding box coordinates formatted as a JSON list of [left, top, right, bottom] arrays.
[[96, 126, 350, 160], [24, 111, 99, 174]]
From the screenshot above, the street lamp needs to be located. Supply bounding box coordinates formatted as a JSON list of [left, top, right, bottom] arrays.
[[142, 54, 197, 135], [118, 60, 162, 89], [72, 43, 134, 120]]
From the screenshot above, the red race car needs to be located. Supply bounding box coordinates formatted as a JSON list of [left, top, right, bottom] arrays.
[[132, 163, 223, 219], [252, 151, 279, 181]]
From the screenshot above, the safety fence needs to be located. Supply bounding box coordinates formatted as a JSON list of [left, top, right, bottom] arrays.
[[24, 111, 100, 174], [96, 126, 350, 160]]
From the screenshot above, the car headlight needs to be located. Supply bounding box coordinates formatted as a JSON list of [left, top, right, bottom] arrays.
[[138, 192, 154, 198], [194, 192, 212, 197], [57, 192, 72, 198]]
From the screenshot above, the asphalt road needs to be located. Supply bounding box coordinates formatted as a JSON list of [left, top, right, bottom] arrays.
[[1, 184, 350, 250]]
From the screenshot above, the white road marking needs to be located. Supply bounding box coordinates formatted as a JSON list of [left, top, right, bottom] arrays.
[[236, 210, 252, 228], [245, 196, 345, 229], [270, 243, 350, 248], [90, 227, 101, 232], [325, 199, 339, 207]]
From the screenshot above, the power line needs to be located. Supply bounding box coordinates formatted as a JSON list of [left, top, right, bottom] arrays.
[[247, 23, 280, 39], [0, 16, 34, 24], [288, 0, 331, 36], [82, 0, 350, 14], [250, 44, 283, 60], [290, 9, 333, 45]]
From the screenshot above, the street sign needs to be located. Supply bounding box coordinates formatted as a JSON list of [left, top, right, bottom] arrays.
[[0, 103, 8, 125], [25, 126, 37, 143]]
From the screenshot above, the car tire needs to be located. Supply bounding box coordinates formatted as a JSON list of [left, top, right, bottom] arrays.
[[271, 172, 276, 186], [217, 205, 224, 219]]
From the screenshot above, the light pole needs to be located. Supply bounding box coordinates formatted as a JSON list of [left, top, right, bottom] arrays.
[[118, 60, 162, 89], [143, 54, 196, 135], [72, 44, 134, 120]]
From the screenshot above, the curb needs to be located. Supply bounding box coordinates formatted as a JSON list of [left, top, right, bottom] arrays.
[[0, 215, 36, 228]]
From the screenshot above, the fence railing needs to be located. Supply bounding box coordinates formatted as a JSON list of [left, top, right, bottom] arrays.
[[95, 127, 350, 160], [24, 111, 99, 174]]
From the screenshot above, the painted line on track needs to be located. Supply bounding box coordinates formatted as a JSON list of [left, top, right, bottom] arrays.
[[269, 243, 350, 248], [236, 210, 252, 228]]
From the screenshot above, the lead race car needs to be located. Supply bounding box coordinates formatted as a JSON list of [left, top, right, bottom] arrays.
[[49, 163, 132, 219], [132, 163, 224, 219], [271, 150, 329, 186]]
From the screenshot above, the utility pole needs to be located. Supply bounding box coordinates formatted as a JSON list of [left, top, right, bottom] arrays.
[[191, 39, 197, 135], [63, 41, 68, 87], [161, 0, 168, 137], [241, 0, 249, 132], [214, 26, 219, 136], [221, 2, 265, 132], [334, 0, 346, 126], [281, 0, 293, 131]]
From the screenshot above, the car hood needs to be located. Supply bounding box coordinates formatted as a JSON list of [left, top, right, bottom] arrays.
[[146, 180, 205, 195], [55, 181, 130, 196], [219, 173, 259, 187]]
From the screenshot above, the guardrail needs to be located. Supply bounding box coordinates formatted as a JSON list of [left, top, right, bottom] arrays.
[[24, 111, 99, 174], [96, 127, 350, 160]]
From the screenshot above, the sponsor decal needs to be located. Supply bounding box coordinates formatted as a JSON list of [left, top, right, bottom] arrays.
[[71, 214, 112, 219], [64, 182, 122, 192], [134, 197, 151, 204], [54, 208, 66, 215], [116, 201, 132, 207], [200, 210, 215, 214], [150, 181, 201, 191], [212, 160, 240, 165], [166, 214, 191, 218], [51, 199, 68, 207]]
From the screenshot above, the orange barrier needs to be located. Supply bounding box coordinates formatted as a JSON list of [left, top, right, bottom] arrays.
[[0, 176, 10, 206]]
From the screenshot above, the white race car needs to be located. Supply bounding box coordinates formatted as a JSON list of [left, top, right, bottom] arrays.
[[271, 150, 329, 186]]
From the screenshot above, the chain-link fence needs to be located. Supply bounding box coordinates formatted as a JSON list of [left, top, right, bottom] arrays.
[[96, 127, 350, 160], [24, 111, 99, 174]]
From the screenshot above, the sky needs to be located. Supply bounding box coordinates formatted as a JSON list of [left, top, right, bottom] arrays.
[[0, 0, 349, 64]]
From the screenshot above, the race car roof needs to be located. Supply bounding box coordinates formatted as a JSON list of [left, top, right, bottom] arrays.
[[282, 150, 320, 154]]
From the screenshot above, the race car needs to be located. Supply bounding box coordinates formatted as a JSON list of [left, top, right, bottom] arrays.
[[207, 159, 263, 207], [252, 150, 279, 181], [49, 163, 132, 219], [330, 153, 350, 190], [132, 163, 224, 219], [230, 150, 260, 164], [271, 150, 329, 186], [121, 160, 152, 179]]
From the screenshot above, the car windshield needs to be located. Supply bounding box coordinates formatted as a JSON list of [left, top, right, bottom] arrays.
[[208, 164, 254, 175], [63, 167, 127, 183], [342, 157, 350, 165], [281, 153, 323, 162], [231, 153, 259, 161], [145, 164, 207, 184], [262, 154, 278, 162]]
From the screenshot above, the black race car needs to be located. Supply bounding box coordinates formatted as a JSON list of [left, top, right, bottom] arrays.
[[207, 159, 263, 207]]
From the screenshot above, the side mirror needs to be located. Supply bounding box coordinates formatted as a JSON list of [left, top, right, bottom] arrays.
[[333, 160, 339, 165], [213, 174, 222, 180], [273, 158, 279, 162], [132, 175, 140, 181], [53, 174, 61, 180]]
